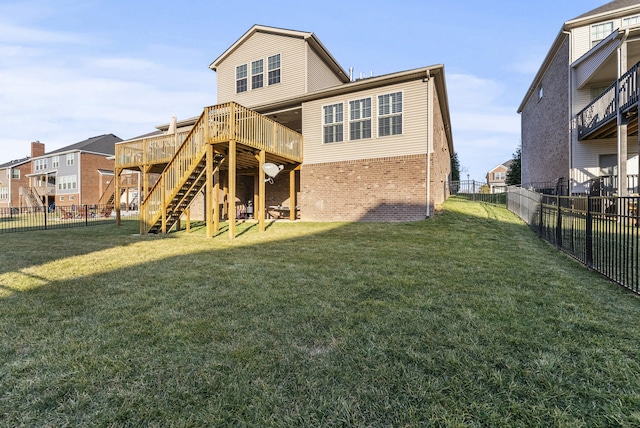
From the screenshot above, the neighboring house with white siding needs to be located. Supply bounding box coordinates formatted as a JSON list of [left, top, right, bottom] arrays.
[[519, 0, 640, 195], [122, 24, 454, 222]]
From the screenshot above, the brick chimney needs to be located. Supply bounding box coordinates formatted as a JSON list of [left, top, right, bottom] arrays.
[[31, 141, 45, 158]]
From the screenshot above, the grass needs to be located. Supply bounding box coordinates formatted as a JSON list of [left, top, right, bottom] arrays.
[[2, 199, 640, 427]]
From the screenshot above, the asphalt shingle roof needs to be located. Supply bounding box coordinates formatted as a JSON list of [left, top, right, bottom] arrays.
[[572, 0, 640, 21], [45, 134, 122, 157]]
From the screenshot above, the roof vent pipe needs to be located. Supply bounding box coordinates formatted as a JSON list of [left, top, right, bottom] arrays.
[[349, 67, 353, 81]]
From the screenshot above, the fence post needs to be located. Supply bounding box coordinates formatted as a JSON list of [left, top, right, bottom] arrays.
[[44, 206, 47, 230], [556, 195, 562, 248], [585, 195, 593, 268], [538, 197, 543, 238]]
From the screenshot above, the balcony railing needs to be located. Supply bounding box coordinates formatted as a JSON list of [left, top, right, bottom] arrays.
[[589, 174, 639, 196], [577, 60, 640, 139]]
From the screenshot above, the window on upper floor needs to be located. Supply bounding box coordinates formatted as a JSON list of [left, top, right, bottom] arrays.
[[378, 92, 403, 137], [268, 54, 281, 85], [66, 153, 74, 166], [591, 22, 614, 47], [623, 15, 640, 27], [52, 156, 59, 168], [251, 59, 264, 90], [493, 172, 506, 181], [236, 64, 248, 93], [323, 103, 344, 144], [349, 98, 372, 140], [34, 159, 47, 171], [12, 169, 19, 179]]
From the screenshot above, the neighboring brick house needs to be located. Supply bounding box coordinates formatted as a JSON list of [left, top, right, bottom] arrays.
[[519, 0, 640, 195], [119, 25, 454, 225], [486, 160, 512, 193], [0, 142, 45, 210], [27, 134, 122, 208]]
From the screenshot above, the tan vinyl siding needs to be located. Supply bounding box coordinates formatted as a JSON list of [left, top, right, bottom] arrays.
[[307, 45, 344, 92], [302, 80, 429, 165], [573, 26, 592, 60], [216, 32, 308, 107]]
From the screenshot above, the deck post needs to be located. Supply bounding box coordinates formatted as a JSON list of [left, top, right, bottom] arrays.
[[229, 139, 237, 240], [206, 143, 214, 239], [289, 169, 296, 221], [115, 167, 121, 227], [161, 181, 167, 234], [214, 165, 220, 233], [259, 150, 266, 232]]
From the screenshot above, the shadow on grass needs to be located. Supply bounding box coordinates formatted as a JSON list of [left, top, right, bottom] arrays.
[[2, 198, 640, 426]]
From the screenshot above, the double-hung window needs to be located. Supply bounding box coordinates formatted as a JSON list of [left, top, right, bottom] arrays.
[[591, 22, 613, 47], [58, 175, 77, 191], [323, 103, 344, 144], [12, 169, 20, 179], [35, 159, 47, 171], [349, 98, 372, 140], [378, 92, 403, 137], [52, 156, 59, 168], [236, 64, 248, 93], [268, 54, 281, 85], [66, 153, 74, 166], [251, 59, 264, 89], [0, 187, 8, 200]]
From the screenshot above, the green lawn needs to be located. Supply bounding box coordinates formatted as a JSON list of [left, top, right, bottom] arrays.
[[2, 198, 640, 427]]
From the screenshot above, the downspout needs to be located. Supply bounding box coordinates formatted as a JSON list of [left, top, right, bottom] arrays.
[[426, 71, 433, 218], [563, 30, 573, 193]]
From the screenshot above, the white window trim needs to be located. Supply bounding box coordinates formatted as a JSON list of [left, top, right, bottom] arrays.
[[377, 90, 404, 137], [348, 97, 373, 141], [236, 64, 248, 94], [267, 53, 281, 86], [322, 102, 344, 144]]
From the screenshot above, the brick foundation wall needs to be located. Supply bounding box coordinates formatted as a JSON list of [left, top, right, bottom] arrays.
[[300, 155, 428, 221]]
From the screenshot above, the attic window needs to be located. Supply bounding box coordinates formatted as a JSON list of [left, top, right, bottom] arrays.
[[591, 22, 614, 47]]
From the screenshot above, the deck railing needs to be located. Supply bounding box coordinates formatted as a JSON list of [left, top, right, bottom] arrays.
[[116, 102, 303, 171], [138, 102, 303, 233], [577, 60, 640, 139]]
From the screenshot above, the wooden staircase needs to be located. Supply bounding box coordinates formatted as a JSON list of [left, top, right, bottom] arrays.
[[119, 102, 304, 235], [146, 154, 223, 234], [21, 187, 44, 208]]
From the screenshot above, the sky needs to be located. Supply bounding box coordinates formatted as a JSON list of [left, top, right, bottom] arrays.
[[0, 0, 607, 180]]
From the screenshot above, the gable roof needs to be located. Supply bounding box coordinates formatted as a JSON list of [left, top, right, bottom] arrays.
[[0, 156, 30, 169], [209, 24, 350, 84], [39, 134, 122, 158]]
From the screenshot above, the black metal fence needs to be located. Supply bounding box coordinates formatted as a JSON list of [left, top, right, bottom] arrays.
[[448, 180, 507, 205], [507, 187, 640, 295], [0, 204, 120, 234]]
